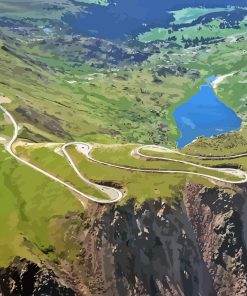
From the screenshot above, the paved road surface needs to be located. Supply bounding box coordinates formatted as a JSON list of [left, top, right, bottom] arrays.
[[1, 104, 247, 206]]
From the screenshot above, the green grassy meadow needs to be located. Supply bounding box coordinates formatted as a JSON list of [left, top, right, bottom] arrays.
[[141, 146, 247, 171], [0, 146, 82, 267], [90, 144, 244, 182], [0, 26, 246, 148], [0, 38, 200, 146], [67, 145, 188, 203], [15, 143, 110, 200]]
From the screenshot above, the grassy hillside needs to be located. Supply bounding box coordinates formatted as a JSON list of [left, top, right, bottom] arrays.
[[0, 147, 82, 267], [0, 0, 83, 20], [0, 34, 201, 146], [0, 2, 246, 147], [15, 143, 110, 200], [0, 34, 246, 148]]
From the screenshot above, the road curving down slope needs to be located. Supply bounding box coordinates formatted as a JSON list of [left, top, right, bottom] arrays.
[[134, 145, 247, 183], [1, 104, 247, 206], [64, 143, 247, 185], [0, 104, 123, 204]]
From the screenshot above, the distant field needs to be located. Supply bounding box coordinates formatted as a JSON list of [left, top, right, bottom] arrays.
[[139, 17, 247, 44], [1, 36, 246, 148], [0, 37, 201, 147], [0, 0, 107, 21], [0, 5, 246, 148], [76, 0, 108, 5], [170, 7, 235, 25], [0, 0, 82, 19]]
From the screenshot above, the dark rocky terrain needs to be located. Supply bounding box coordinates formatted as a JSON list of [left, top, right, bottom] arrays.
[[1, 182, 246, 296], [0, 258, 77, 296], [39, 37, 151, 68]]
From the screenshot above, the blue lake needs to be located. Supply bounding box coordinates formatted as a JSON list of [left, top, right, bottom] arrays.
[[174, 83, 242, 148]]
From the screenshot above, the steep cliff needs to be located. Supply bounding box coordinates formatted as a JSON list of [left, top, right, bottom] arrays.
[[0, 257, 77, 296], [1, 182, 247, 296]]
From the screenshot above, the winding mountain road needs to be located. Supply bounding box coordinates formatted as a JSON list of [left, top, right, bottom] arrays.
[[134, 145, 247, 183], [0, 104, 123, 204], [140, 144, 247, 160], [64, 143, 247, 185], [1, 104, 247, 205]]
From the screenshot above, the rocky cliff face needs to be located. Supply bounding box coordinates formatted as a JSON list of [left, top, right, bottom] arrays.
[[183, 183, 247, 296], [0, 257, 77, 296], [1, 182, 247, 296]]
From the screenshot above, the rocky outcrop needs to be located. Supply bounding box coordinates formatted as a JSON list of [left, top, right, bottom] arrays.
[[184, 184, 247, 295], [71, 183, 247, 296], [1, 183, 247, 296], [73, 198, 213, 296], [0, 258, 77, 296], [40, 36, 150, 68]]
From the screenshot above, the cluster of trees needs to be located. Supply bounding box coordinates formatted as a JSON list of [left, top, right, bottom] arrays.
[[219, 22, 241, 29], [181, 36, 221, 48]]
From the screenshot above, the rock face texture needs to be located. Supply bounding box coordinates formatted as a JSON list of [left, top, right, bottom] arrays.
[[1, 182, 247, 296], [183, 184, 247, 296], [74, 183, 247, 296], [77, 199, 213, 296], [0, 258, 77, 296]]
